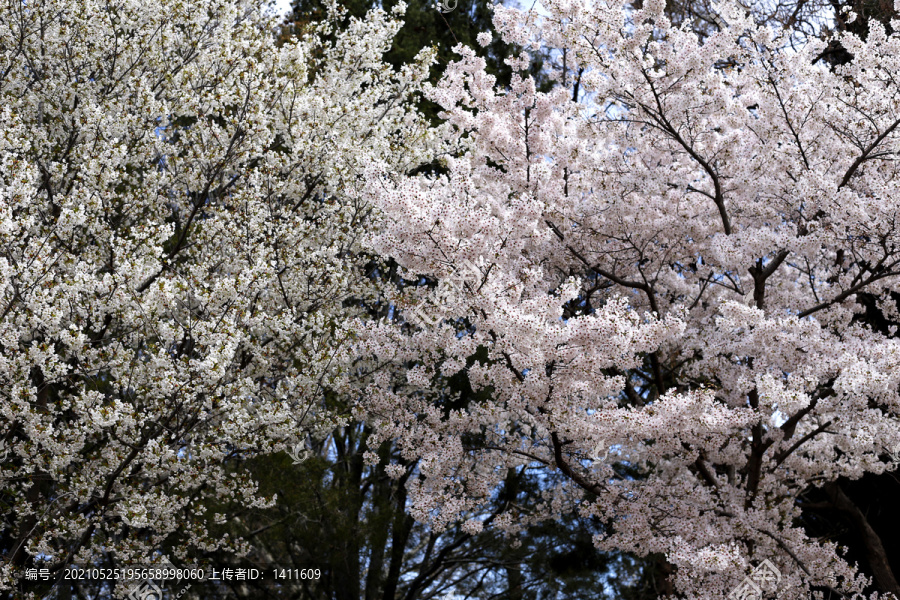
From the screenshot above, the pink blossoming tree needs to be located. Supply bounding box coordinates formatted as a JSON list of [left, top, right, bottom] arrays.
[[357, 0, 900, 597]]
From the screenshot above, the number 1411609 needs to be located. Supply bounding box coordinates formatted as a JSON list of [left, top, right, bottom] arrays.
[[273, 568, 321, 580]]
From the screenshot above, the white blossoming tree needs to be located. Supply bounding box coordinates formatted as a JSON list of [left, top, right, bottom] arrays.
[[357, 0, 900, 597], [0, 0, 434, 594]]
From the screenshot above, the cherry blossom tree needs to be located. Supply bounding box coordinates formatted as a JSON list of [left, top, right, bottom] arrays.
[[356, 0, 900, 597], [0, 0, 435, 595]]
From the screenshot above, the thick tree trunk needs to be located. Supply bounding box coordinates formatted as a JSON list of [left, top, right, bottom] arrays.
[[506, 565, 524, 600], [824, 482, 900, 597], [382, 482, 413, 600]]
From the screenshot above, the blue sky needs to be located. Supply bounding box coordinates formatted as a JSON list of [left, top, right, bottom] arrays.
[[269, 0, 292, 17]]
